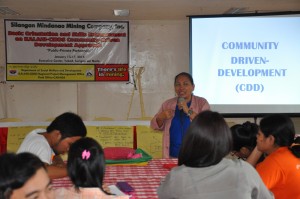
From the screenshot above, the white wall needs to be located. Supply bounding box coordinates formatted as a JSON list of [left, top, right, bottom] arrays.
[[1, 19, 300, 133], [0, 20, 189, 121]]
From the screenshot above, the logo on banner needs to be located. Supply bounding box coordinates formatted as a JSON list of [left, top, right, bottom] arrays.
[[8, 69, 18, 76], [86, 70, 94, 77]]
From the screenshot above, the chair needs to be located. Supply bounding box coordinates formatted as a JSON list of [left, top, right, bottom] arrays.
[[0, 118, 22, 122], [94, 117, 114, 121]]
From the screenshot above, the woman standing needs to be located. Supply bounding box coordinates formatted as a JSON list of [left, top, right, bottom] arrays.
[[150, 72, 210, 158]]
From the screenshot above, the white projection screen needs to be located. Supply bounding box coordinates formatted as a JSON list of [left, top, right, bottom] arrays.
[[189, 11, 300, 117]]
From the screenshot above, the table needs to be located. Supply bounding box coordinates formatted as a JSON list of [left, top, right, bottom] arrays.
[[52, 158, 178, 199]]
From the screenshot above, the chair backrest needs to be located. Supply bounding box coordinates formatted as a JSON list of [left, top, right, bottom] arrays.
[[94, 117, 114, 121], [0, 118, 22, 122]]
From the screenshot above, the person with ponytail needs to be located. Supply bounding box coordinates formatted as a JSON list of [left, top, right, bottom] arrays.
[[228, 121, 259, 160], [54, 137, 129, 199], [247, 114, 300, 199]]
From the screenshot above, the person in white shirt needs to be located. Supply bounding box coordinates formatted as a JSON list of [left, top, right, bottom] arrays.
[[17, 112, 87, 179]]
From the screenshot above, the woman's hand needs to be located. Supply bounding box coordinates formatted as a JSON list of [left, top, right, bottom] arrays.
[[158, 110, 174, 121], [52, 155, 66, 168], [102, 183, 111, 194], [156, 109, 174, 127], [177, 99, 189, 114], [177, 98, 197, 120], [246, 146, 263, 167]]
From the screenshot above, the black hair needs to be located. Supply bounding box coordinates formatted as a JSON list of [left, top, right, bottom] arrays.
[[230, 121, 258, 151], [67, 137, 108, 193], [0, 152, 45, 199], [294, 136, 300, 144], [259, 114, 300, 158], [178, 110, 232, 167], [174, 72, 194, 86], [46, 112, 87, 140]]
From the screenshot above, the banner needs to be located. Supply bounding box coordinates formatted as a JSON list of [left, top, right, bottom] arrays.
[[4, 20, 129, 81]]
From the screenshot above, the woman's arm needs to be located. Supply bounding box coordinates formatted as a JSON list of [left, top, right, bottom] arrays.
[[152, 110, 174, 128], [151, 99, 176, 130], [246, 146, 263, 167]]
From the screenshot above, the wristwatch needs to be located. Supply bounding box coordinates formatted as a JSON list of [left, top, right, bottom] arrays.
[[187, 109, 193, 116]]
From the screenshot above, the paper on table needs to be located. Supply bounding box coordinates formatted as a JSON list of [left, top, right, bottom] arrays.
[[108, 185, 127, 196], [136, 125, 163, 158], [87, 126, 133, 148]]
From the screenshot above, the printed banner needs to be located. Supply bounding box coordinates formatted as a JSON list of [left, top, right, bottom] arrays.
[[5, 20, 129, 81]]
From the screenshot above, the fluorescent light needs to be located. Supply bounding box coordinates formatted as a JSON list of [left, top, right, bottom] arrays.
[[113, 9, 130, 17], [0, 7, 20, 15], [224, 7, 248, 14]]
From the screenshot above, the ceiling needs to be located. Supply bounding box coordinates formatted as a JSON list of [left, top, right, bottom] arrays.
[[1, 0, 300, 20]]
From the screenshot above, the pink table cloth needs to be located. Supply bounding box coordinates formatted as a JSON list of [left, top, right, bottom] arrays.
[[52, 158, 178, 199]]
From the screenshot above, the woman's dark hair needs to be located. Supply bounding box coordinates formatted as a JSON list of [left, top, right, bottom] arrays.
[[174, 72, 194, 85], [0, 152, 45, 199], [230, 121, 258, 151], [178, 110, 232, 167], [47, 112, 87, 139], [67, 137, 107, 192], [294, 136, 300, 144], [260, 114, 300, 158]]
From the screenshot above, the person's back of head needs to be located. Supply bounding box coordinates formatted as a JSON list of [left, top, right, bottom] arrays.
[[0, 152, 50, 199], [230, 121, 258, 157], [260, 113, 300, 157], [178, 110, 232, 167], [67, 137, 105, 191], [46, 112, 87, 139], [260, 114, 295, 147]]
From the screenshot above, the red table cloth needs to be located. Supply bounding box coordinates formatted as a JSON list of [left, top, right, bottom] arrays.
[[52, 158, 178, 199]]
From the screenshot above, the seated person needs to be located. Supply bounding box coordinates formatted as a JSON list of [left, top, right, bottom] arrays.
[[228, 121, 258, 160], [247, 114, 300, 199], [158, 110, 274, 199], [54, 137, 129, 199], [17, 112, 87, 179], [0, 152, 54, 199]]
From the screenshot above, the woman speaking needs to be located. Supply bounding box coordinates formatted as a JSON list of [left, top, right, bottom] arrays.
[[150, 72, 210, 158]]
